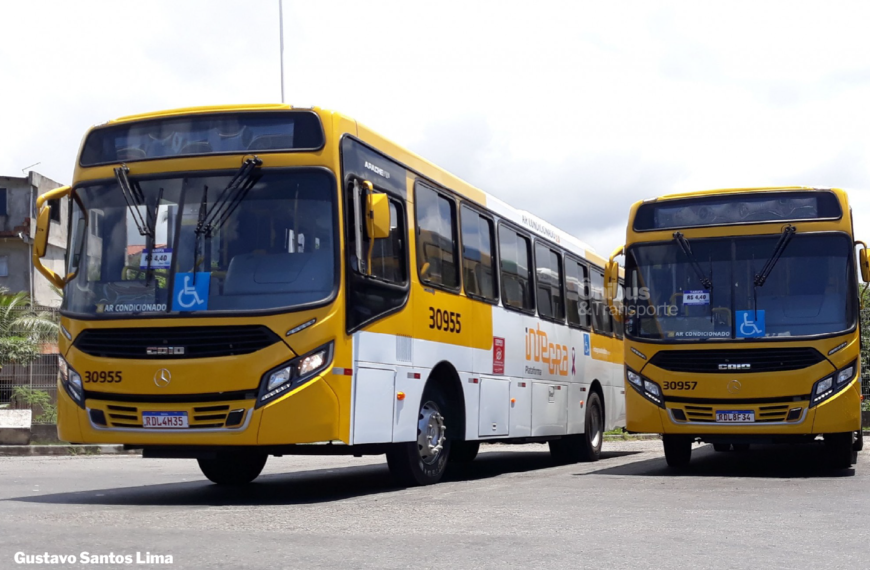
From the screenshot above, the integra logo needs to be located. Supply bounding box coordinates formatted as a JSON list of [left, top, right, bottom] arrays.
[[146, 346, 186, 356], [719, 363, 750, 370]]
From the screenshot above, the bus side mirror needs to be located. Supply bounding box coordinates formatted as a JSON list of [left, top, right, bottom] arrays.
[[605, 245, 624, 323], [34, 204, 51, 258], [32, 185, 71, 289], [366, 192, 391, 239], [860, 248, 870, 283]]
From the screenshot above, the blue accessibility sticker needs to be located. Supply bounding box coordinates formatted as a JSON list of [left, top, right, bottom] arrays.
[[736, 310, 765, 338], [172, 272, 210, 312], [583, 333, 591, 356]]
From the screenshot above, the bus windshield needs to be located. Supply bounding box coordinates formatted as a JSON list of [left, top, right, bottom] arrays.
[[625, 233, 856, 341], [62, 169, 336, 317]]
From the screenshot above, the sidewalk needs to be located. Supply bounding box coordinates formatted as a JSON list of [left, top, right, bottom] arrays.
[[0, 444, 139, 457]]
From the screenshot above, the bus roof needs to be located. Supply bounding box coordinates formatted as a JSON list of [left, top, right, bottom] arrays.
[[85, 104, 597, 259]]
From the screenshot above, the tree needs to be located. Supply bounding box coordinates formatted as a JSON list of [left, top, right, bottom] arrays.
[[0, 288, 59, 370]]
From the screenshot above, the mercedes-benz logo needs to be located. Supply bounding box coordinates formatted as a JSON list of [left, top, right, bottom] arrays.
[[154, 368, 171, 388], [727, 379, 742, 394]]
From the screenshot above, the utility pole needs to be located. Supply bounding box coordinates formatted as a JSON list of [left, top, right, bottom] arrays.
[[279, 0, 285, 103]]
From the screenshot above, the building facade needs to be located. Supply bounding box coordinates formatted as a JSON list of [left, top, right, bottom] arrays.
[[0, 172, 67, 307]]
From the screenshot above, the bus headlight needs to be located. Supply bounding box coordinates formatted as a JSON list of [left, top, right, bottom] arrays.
[[643, 380, 661, 398], [256, 342, 334, 408], [625, 366, 664, 408], [58, 355, 85, 409], [810, 360, 857, 407]]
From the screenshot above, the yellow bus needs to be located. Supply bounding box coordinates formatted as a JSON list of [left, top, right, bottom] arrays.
[[604, 186, 869, 469], [35, 104, 625, 485]]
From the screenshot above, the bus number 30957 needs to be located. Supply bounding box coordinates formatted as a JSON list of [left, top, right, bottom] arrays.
[[429, 307, 462, 333]]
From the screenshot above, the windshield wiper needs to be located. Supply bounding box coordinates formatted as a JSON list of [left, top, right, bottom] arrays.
[[190, 186, 209, 278], [754, 224, 796, 287], [673, 232, 712, 289], [196, 156, 262, 239], [752, 224, 796, 316], [114, 165, 151, 237], [674, 231, 714, 323], [190, 157, 262, 282], [114, 165, 162, 285]]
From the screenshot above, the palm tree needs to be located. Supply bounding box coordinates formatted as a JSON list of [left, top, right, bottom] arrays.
[[0, 288, 59, 370]]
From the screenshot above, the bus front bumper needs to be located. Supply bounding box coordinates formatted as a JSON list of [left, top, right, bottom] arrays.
[[57, 372, 344, 447], [625, 381, 862, 437]]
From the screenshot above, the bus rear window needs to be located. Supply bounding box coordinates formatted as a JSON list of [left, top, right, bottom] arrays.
[[633, 191, 842, 231], [80, 111, 324, 166]]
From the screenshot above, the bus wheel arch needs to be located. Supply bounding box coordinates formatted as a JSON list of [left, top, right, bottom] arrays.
[[386, 361, 464, 486], [425, 361, 466, 442], [550, 381, 605, 464], [589, 379, 605, 428]]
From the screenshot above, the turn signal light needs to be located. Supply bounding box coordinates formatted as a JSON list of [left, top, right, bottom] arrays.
[[397, 392, 406, 401]]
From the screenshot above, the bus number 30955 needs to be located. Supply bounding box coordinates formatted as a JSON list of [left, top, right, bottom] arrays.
[[429, 307, 462, 333]]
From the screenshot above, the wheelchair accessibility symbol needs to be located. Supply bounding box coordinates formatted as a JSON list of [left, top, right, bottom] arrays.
[[736, 310, 765, 338], [172, 272, 210, 312]]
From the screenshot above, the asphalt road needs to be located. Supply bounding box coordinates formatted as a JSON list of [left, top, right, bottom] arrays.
[[1, 440, 868, 569]]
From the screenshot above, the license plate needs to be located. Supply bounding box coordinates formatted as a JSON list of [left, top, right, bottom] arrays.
[[142, 411, 188, 428], [716, 410, 755, 423]]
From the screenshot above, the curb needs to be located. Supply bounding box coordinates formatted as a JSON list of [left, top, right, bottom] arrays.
[[0, 445, 140, 457], [604, 434, 660, 441]]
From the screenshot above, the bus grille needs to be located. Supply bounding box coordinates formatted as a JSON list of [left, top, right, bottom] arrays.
[[101, 404, 247, 429], [74, 326, 281, 359], [675, 404, 792, 423], [649, 347, 825, 374]]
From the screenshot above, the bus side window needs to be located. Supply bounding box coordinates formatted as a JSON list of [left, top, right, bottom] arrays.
[[415, 183, 459, 289], [535, 242, 565, 321], [590, 267, 613, 335], [460, 205, 497, 302], [499, 226, 534, 312], [369, 200, 406, 284], [565, 258, 590, 328]]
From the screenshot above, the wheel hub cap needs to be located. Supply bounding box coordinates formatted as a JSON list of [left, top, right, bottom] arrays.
[[417, 401, 446, 465]]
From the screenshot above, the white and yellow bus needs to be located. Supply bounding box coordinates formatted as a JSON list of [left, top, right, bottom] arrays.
[[36, 104, 624, 485]]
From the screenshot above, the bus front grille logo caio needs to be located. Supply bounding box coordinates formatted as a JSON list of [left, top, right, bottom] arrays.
[[146, 346, 185, 356], [719, 363, 751, 370], [154, 369, 172, 388]]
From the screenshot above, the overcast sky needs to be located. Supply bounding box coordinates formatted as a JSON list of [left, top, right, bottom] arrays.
[[3, 0, 870, 255]]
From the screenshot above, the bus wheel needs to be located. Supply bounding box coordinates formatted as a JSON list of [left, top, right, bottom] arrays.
[[824, 432, 857, 469], [712, 443, 731, 452], [449, 441, 480, 463], [854, 429, 864, 452], [663, 435, 692, 468], [197, 453, 267, 485], [549, 391, 603, 463], [386, 386, 451, 486]]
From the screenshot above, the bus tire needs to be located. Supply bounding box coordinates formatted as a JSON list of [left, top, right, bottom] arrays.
[[854, 429, 864, 452], [549, 391, 604, 463], [197, 453, 267, 485], [825, 432, 857, 469], [663, 435, 692, 468], [712, 443, 731, 452], [449, 441, 480, 463], [386, 384, 451, 486]]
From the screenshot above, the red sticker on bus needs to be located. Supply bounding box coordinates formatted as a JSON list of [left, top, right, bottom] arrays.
[[493, 337, 505, 375]]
